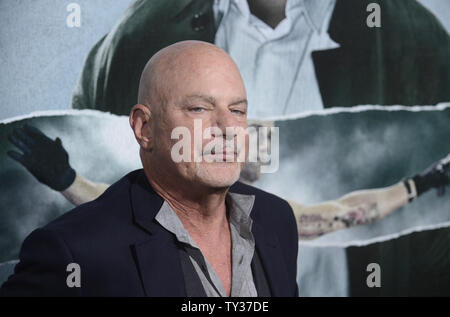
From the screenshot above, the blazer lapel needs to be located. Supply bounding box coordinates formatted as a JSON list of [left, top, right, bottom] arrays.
[[132, 235, 186, 297], [129, 170, 186, 296], [252, 222, 291, 297]]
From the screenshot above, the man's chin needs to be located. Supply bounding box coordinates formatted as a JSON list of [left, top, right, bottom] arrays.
[[194, 162, 242, 188]]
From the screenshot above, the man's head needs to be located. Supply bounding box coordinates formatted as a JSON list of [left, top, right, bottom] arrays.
[[130, 41, 248, 193]]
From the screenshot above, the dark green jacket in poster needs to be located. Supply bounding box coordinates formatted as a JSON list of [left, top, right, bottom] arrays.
[[71, 0, 450, 115], [347, 226, 450, 296]]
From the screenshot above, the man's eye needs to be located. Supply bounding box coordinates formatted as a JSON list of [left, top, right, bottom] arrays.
[[189, 107, 205, 113], [231, 109, 245, 115]]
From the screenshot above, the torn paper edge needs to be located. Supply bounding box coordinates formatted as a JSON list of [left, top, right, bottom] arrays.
[[251, 102, 450, 122], [0, 259, 19, 266], [299, 220, 450, 248], [2, 102, 450, 125], [0, 109, 125, 125]]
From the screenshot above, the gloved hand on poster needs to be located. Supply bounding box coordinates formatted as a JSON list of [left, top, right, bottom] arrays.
[[7, 124, 76, 191], [411, 153, 450, 197]]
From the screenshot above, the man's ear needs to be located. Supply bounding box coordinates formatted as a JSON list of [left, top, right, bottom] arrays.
[[130, 104, 152, 151]]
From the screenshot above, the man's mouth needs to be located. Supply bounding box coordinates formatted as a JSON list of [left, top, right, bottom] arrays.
[[210, 148, 236, 155], [205, 148, 238, 162]]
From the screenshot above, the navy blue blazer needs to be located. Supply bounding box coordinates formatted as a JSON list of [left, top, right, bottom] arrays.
[[0, 169, 299, 297]]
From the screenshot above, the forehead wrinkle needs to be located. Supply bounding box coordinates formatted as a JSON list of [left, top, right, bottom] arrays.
[[184, 94, 217, 105], [229, 98, 248, 107]]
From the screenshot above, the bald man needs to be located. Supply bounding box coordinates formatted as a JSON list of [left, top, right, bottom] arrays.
[[0, 41, 298, 297]]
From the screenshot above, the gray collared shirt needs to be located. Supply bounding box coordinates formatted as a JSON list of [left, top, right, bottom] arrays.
[[155, 192, 257, 297]]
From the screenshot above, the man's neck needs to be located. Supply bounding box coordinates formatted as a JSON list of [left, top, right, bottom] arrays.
[[144, 167, 230, 236]]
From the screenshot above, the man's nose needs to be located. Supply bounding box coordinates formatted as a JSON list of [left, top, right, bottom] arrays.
[[214, 108, 238, 137]]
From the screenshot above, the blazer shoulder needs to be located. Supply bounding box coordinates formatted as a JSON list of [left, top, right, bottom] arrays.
[[43, 170, 141, 234], [0, 227, 79, 296]]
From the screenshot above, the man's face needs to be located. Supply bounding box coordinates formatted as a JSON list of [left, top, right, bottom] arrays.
[[151, 53, 248, 189], [239, 122, 273, 183]]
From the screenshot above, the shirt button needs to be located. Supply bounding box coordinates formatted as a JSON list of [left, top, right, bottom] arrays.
[[191, 12, 210, 32]]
